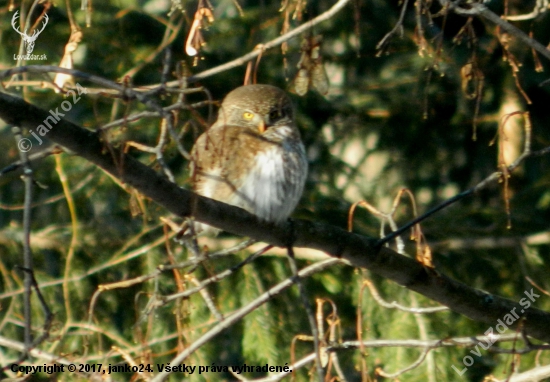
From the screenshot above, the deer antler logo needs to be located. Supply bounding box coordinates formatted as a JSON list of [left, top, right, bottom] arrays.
[[11, 11, 49, 55]]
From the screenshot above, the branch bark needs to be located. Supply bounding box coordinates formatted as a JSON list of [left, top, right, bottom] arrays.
[[0, 91, 549, 344], [442, 1, 550, 61]]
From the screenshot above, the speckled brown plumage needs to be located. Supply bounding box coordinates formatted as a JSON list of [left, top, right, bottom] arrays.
[[189, 84, 308, 234]]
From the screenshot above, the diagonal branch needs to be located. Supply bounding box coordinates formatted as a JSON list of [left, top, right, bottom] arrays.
[[441, 1, 550, 61], [176, 0, 353, 84], [0, 92, 549, 346]]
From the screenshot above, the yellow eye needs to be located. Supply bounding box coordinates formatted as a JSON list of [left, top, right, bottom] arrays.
[[243, 112, 254, 120]]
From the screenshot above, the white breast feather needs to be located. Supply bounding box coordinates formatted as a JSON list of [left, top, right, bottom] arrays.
[[196, 131, 306, 231], [236, 147, 285, 222]]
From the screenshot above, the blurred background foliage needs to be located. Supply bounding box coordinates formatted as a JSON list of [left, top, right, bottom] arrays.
[[0, 0, 549, 381]]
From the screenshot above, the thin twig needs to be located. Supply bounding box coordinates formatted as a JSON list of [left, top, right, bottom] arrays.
[[376, 0, 410, 55], [376, 346, 433, 378], [0, 65, 191, 160], [170, 0, 353, 84], [363, 279, 448, 313], [160, 244, 273, 305], [443, 1, 550, 61], [376, 113, 533, 248], [149, 258, 340, 382], [287, 246, 324, 381], [11, 125, 34, 356]]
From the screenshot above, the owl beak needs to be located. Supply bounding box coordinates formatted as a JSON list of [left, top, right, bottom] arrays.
[[258, 120, 266, 133]]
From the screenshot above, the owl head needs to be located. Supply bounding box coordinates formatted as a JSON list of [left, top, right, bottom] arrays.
[[216, 84, 298, 139]]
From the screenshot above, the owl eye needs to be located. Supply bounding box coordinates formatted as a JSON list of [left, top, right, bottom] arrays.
[[243, 112, 254, 120], [269, 110, 282, 120]]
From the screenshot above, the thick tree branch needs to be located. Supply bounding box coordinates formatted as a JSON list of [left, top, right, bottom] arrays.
[[0, 91, 549, 345]]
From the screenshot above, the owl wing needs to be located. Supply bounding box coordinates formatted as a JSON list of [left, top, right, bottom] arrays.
[[190, 124, 260, 205]]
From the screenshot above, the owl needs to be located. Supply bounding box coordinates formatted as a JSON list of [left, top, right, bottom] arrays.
[[189, 84, 308, 234]]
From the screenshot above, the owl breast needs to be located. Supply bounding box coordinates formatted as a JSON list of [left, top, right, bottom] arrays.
[[230, 140, 307, 223]]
